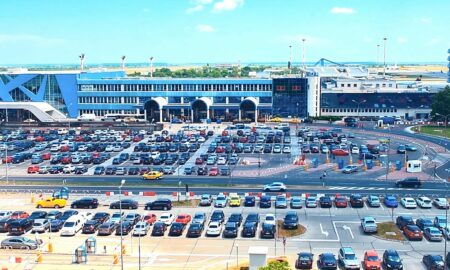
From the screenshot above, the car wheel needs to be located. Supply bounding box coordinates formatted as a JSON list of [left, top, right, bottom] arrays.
[[163, 207, 168, 211], [37, 205, 42, 208], [54, 205, 60, 209], [264, 188, 269, 192], [88, 205, 92, 209]]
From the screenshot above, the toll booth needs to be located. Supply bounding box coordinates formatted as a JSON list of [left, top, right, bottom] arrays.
[[366, 160, 373, 170], [406, 160, 422, 173], [52, 187, 69, 200], [85, 237, 96, 254], [73, 245, 87, 264], [311, 158, 319, 168], [338, 159, 344, 169]]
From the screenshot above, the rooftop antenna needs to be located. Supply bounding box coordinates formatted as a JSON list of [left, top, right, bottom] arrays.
[[79, 53, 85, 71], [121, 55, 126, 70], [288, 45, 292, 73], [149, 56, 154, 78]]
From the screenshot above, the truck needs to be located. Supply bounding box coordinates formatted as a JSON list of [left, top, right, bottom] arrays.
[[77, 114, 97, 121]]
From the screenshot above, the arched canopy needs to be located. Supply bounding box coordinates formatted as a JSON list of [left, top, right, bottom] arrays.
[[191, 97, 213, 109], [240, 97, 259, 109], [149, 97, 168, 109]]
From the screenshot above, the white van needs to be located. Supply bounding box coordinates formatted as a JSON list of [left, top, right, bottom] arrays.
[[151, 152, 160, 159], [60, 215, 84, 236]]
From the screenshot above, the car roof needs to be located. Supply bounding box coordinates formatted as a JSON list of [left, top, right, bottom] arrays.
[[341, 247, 355, 254], [365, 250, 378, 256]]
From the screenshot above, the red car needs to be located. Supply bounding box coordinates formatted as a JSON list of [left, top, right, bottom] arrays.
[[175, 214, 192, 225], [403, 225, 423, 240], [143, 213, 157, 225], [222, 130, 229, 136], [10, 211, 29, 219], [363, 250, 381, 270], [2, 156, 12, 164], [74, 136, 84, 142], [60, 145, 69, 152], [332, 149, 349, 156], [334, 196, 348, 208], [209, 167, 219, 176], [215, 147, 224, 153], [41, 153, 51, 160], [27, 166, 40, 174], [195, 158, 204, 165], [239, 137, 248, 143], [34, 136, 45, 142], [61, 156, 72, 164], [132, 136, 141, 142]]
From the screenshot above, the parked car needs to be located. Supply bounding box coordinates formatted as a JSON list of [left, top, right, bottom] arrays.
[[71, 197, 99, 209], [145, 199, 172, 211], [82, 220, 101, 234], [400, 197, 417, 209], [416, 196, 432, 209], [361, 216, 378, 233], [318, 253, 337, 270], [416, 218, 434, 231], [295, 252, 314, 269], [349, 194, 364, 208], [384, 196, 398, 208], [186, 223, 204, 238], [395, 177, 421, 188], [367, 195, 380, 207], [422, 255, 445, 270], [338, 247, 360, 270], [319, 196, 332, 208], [223, 222, 239, 238], [396, 216, 414, 230], [382, 249, 403, 270], [1, 236, 42, 250], [403, 225, 423, 241], [151, 221, 167, 236], [363, 250, 381, 270], [133, 221, 150, 236], [206, 222, 222, 237], [283, 211, 298, 229], [168, 222, 186, 236], [199, 194, 213, 206], [423, 227, 443, 242]]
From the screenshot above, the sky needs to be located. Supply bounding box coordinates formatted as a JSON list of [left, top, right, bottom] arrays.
[[0, 0, 448, 65]]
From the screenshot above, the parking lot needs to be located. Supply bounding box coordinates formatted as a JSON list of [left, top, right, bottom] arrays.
[[0, 190, 448, 269]]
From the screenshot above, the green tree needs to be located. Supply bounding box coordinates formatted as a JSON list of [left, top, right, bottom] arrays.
[[258, 261, 291, 270], [431, 86, 450, 119]]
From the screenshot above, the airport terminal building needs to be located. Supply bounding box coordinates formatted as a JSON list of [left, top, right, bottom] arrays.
[[0, 69, 436, 123]]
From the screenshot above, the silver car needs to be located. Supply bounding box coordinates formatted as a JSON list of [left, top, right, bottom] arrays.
[[32, 219, 50, 233], [133, 221, 150, 236], [192, 212, 206, 225], [1, 237, 42, 250]]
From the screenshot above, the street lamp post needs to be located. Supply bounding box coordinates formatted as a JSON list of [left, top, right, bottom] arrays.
[[236, 244, 239, 269], [352, 99, 366, 120], [383, 37, 387, 78], [436, 113, 450, 129], [119, 179, 126, 270], [444, 176, 448, 269]]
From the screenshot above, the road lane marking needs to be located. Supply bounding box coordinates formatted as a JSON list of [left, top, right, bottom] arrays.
[[320, 223, 329, 237], [342, 225, 355, 239]]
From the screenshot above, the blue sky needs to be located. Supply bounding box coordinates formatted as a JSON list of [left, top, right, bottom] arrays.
[[0, 0, 448, 65]]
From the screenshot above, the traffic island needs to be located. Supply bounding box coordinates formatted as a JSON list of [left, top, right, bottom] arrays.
[[172, 199, 200, 207], [375, 222, 405, 241], [276, 220, 307, 238]]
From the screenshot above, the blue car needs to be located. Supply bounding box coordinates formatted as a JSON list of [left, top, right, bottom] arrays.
[[384, 195, 398, 208]]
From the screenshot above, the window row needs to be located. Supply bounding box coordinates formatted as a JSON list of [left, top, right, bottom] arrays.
[[79, 83, 272, 92], [79, 109, 137, 117], [322, 108, 398, 113], [78, 97, 139, 104]]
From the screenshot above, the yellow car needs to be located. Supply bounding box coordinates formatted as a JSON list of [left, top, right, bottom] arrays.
[[229, 193, 241, 207], [289, 118, 300, 124], [142, 171, 163, 180], [36, 197, 67, 209], [270, 117, 282, 123]]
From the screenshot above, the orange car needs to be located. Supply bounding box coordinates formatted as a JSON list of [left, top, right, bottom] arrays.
[[363, 250, 381, 270], [143, 213, 157, 225], [175, 214, 191, 225], [27, 166, 40, 174], [403, 225, 423, 240]]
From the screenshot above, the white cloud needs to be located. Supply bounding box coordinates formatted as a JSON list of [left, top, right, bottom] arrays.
[[419, 17, 431, 23], [0, 34, 65, 46], [330, 7, 356, 14], [196, 24, 216, 32], [186, 4, 204, 13], [213, 0, 244, 12], [397, 37, 407, 44], [426, 37, 441, 46]]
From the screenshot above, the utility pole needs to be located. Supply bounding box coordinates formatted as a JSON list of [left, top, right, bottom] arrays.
[[79, 53, 85, 71], [383, 38, 387, 78], [288, 45, 292, 73], [121, 56, 126, 70], [376, 44, 380, 68], [149, 57, 154, 78], [301, 38, 306, 69]]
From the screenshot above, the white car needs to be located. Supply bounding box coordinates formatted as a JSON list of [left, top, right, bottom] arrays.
[[63, 165, 76, 174], [151, 152, 160, 159], [198, 137, 206, 143], [158, 212, 174, 226], [400, 197, 417, 209], [263, 182, 287, 192], [0, 211, 12, 219], [433, 198, 450, 209], [305, 197, 318, 208], [264, 214, 276, 226], [133, 221, 150, 236], [105, 145, 114, 152], [282, 146, 291, 153], [217, 157, 227, 165], [206, 222, 222, 236], [416, 196, 432, 209], [78, 145, 87, 151], [113, 145, 123, 152], [351, 147, 359, 154]]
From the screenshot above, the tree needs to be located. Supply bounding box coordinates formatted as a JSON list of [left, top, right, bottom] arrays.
[[431, 86, 450, 120], [258, 261, 291, 270]]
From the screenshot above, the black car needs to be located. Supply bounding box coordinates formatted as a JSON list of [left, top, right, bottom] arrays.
[[283, 211, 299, 229], [29, 211, 47, 221], [110, 199, 139, 210], [395, 177, 421, 188], [82, 220, 101, 234], [317, 253, 337, 270], [260, 223, 276, 239], [186, 223, 204, 238], [145, 199, 172, 210], [242, 222, 257, 237], [223, 222, 238, 238], [128, 167, 140, 175], [416, 218, 434, 230], [319, 196, 332, 208], [8, 219, 33, 235], [115, 221, 133, 236], [245, 213, 260, 225], [169, 222, 186, 236], [244, 196, 256, 207], [259, 196, 271, 208], [197, 166, 208, 176], [422, 255, 444, 270], [228, 213, 243, 227], [210, 210, 225, 224], [49, 219, 64, 232], [383, 249, 403, 270], [220, 167, 230, 176], [349, 194, 364, 208], [296, 252, 314, 269], [71, 197, 99, 209], [93, 166, 105, 175], [151, 221, 167, 236], [60, 210, 78, 222], [396, 215, 415, 230]]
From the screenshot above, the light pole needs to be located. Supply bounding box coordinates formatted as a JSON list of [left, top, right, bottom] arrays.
[[301, 38, 306, 69], [383, 37, 387, 78], [444, 176, 448, 269], [149, 57, 154, 78], [79, 53, 85, 71], [236, 244, 239, 269], [118, 179, 126, 270], [121, 56, 126, 70], [352, 99, 366, 120], [376, 44, 380, 68], [435, 113, 450, 128], [289, 45, 292, 73]]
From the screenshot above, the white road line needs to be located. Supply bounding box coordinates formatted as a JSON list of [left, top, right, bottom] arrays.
[[320, 223, 329, 237], [342, 225, 355, 239]]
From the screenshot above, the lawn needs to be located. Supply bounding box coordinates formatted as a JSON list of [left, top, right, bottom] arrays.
[[376, 222, 405, 241], [414, 126, 450, 139], [172, 199, 200, 207], [276, 220, 307, 238]]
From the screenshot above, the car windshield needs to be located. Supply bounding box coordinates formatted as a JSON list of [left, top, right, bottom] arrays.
[[112, 214, 121, 218], [266, 216, 274, 221], [388, 255, 400, 262], [64, 222, 75, 227], [300, 255, 311, 260], [367, 256, 379, 261], [194, 214, 203, 219], [285, 215, 297, 220], [217, 196, 225, 200], [345, 254, 356, 260]]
